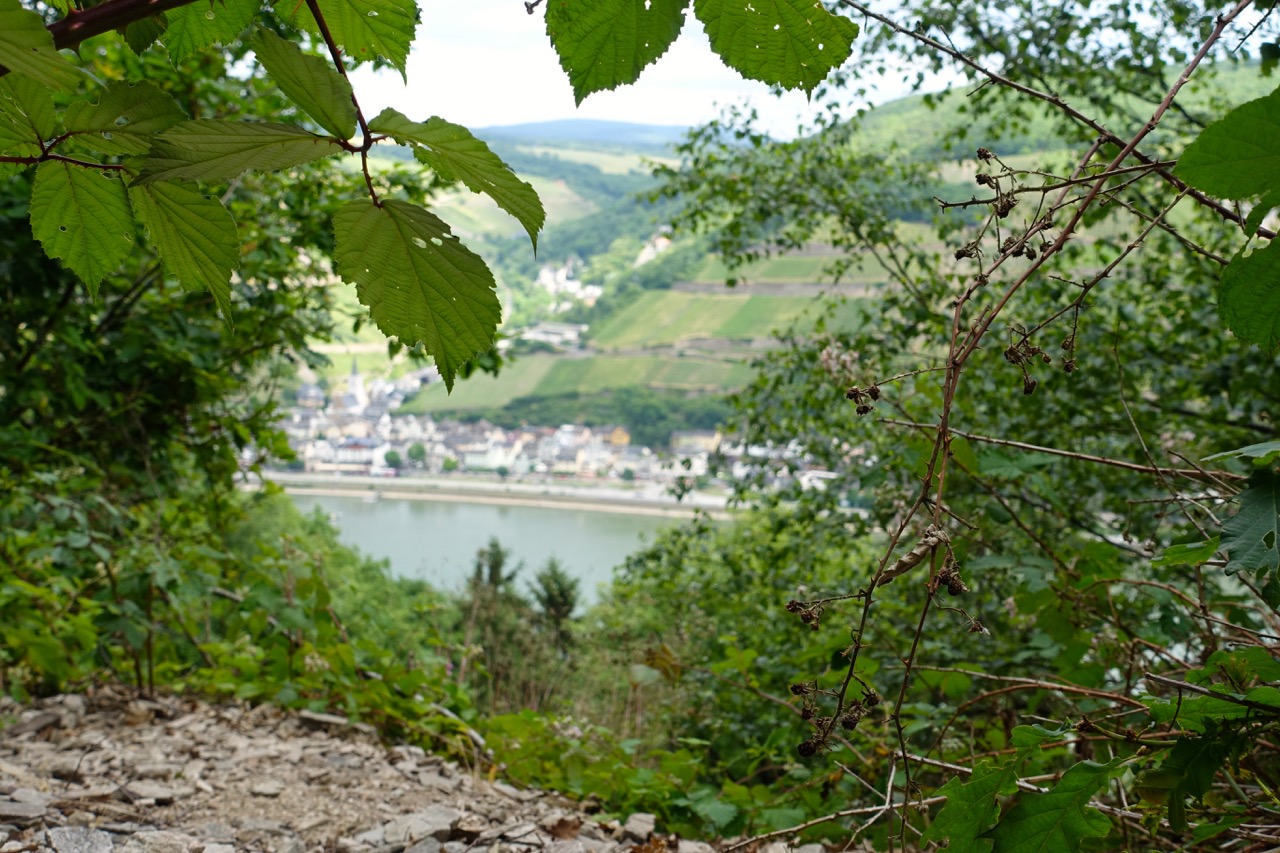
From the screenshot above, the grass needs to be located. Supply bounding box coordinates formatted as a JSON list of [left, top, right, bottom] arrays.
[[590, 291, 863, 350], [398, 353, 754, 413], [518, 145, 678, 175]]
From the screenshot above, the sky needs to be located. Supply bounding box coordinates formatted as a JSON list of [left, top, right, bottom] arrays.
[[348, 0, 862, 138]]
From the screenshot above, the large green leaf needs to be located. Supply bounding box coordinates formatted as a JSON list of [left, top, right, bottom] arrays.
[[163, 0, 260, 62], [134, 120, 343, 184], [1218, 240, 1280, 351], [124, 16, 168, 55], [368, 108, 544, 247], [130, 182, 239, 316], [0, 74, 55, 158], [277, 0, 417, 74], [332, 199, 501, 391], [1145, 734, 1241, 832], [1205, 440, 1280, 467], [30, 161, 135, 294], [545, 0, 687, 105], [1176, 86, 1280, 200], [1220, 471, 1280, 578], [982, 761, 1116, 853], [692, 0, 857, 94], [0, 0, 83, 91], [63, 82, 186, 156], [250, 28, 356, 139], [920, 760, 1017, 853]]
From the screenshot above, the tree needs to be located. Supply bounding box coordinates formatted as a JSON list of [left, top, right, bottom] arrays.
[[383, 449, 403, 469], [407, 442, 426, 467]]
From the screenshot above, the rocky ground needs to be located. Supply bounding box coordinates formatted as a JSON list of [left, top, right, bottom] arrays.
[[0, 691, 718, 853]]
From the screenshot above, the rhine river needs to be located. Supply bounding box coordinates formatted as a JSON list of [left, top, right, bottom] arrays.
[[290, 493, 675, 603]]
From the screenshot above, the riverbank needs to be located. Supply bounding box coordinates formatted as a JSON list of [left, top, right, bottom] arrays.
[[256, 472, 733, 520]]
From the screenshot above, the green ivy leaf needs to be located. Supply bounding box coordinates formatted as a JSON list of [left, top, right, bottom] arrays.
[[1176, 86, 1280, 201], [134, 120, 343, 185], [129, 182, 239, 317], [545, 0, 687, 105], [0, 0, 83, 91], [163, 0, 259, 63], [250, 28, 357, 139], [369, 108, 544, 248], [277, 0, 418, 75], [1218, 240, 1280, 351], [692, 0, 857, 95], [29, 161, 135, 294], [981, 760, 1117, 853], [332, 199, 501, 391], [0, 74, 55, 158], [63, 82, 187, 156], [1220, 471, 1280, 578], [920, 760, 1017, 852]]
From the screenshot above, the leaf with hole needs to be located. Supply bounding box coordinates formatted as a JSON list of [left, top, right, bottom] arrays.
[[1220, 471, 1280, 579], [369, 108, 544, 247], [250, 28, 357, 139], [333, 199, 500, 391], [163, 0, 259, 63], [130, 182, 240, 317], [546, 0, 687, 105], [692, 0, 857, 94], [135, 120, 344, 185], [63, 82, 187, 156], [30, 161, 135, 294], [0, 0, 83, 91], [0, 74, 55, 159]]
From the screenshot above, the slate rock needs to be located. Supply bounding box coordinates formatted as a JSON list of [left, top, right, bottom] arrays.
[[0, 801, 46, 821], [383, 806, 460, 844], [621, 814, 655, 842], [250, 779, 286, 798], [116, 830, 198, 853], [48, 827, 114, 853], [406, 840, 442, 853], [678, 842, 715, 853]]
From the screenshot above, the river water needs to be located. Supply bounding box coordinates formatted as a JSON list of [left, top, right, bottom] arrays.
[[290, 493, 677, 603]]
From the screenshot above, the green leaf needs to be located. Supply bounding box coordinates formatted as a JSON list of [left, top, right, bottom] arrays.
[[920, 760, 1017, 853], [1148, 733, 1241, 831], [982, 761, 1117, 853], [692, 0, 857, 95], [545, 0, 687, 105], [0, 74, 55, 157], [29, 161, 135, 294], [1244, 187, 1280, 236], [1220, 471, 1280, 577], [123, 16, 168, 55], [369, 108, 544, 247], [1263, 43, 1280, 78], [332, 199, 501, 391], [1176, 86, 1280, 200], [250, 28, 356, 139], [1218, 239, 1280, 351], [129, 182, 239, 316], [0, 0, 83, 91], [63, 82, 186, 156], [134, 120, 343, 185], [1152, 537, 1220, 568], [1205, 440, 1280, 467], [277, 0, 418, 74], [163, 0, 259, 63]]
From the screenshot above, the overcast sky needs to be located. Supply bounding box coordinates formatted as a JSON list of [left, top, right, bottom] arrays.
[[348, 0, 864, 137]]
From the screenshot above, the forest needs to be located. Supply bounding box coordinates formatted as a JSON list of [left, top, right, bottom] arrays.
[[3, 0, 1280, 851]]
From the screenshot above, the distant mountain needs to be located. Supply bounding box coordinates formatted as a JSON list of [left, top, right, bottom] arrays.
[[476, 119, 690, 149]]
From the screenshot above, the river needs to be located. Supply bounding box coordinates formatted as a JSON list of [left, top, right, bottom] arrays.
[[290, 493, 677, 603]]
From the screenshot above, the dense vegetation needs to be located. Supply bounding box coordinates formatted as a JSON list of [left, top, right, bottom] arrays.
[[5, 0, 1280, 850]]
